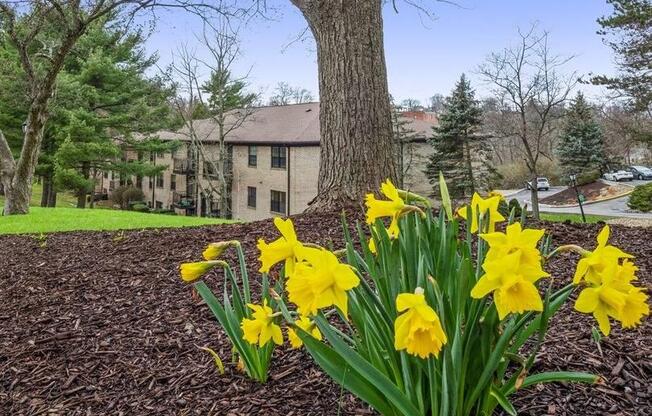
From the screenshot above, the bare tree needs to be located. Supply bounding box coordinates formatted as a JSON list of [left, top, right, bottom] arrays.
[[268, 81, 314, 105], [401, 98, 423, 111], [0, 0, 245, 215], [165, 22, 257, 218], [200, 23, 258, 218], [479, 25, 576, 218]]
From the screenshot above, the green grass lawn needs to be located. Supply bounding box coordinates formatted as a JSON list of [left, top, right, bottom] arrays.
[[540, 212, 613, 224], [0, 207, 230, 234], [0, 182, 78, 208]]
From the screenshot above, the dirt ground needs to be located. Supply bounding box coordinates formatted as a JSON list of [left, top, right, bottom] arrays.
[[1, 211, 650, 415], [540, 181, 632, 206]]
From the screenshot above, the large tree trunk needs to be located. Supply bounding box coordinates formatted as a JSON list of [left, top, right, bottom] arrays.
[[291, 0, 397, 210], [1, 101, 49, 215]]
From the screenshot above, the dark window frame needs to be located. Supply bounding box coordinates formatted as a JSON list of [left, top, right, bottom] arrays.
[[271, 146, 286, 169], [247, 186, 257, 208], [170, 174, 177, 191], [248, 145, 257, 167], [156, 174, 164, 188], [270, 189, 286, 214]]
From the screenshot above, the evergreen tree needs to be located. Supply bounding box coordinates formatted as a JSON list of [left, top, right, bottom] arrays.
[[556, 93, 607, 178], [425, 74, 496, 198], [51, 22, 177, 208], [592, 0, 652, 112]]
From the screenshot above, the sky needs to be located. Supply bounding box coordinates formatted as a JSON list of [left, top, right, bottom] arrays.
[[144, 0, 617, 105]]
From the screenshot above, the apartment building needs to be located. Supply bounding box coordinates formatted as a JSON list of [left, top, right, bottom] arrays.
[[100, 102, 437, 221]]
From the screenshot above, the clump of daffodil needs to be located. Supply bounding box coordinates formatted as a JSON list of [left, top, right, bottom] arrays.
[[574, 259, 649, 336], [572, 225, 633, 285], [457, 192, 505, 233], [481, 222, 544, 267], [203, 240, 240, 260], [241, 299, 283, 347], [365, 179, 425, 254], [471, 251, 549, 319], [365, 179, 406, 228], [394, 287, 447, 359], [179, 260, 227, 282], [286, 246, 360, 316], [287, 316, 322, 349], [257, 217, 302, 276]]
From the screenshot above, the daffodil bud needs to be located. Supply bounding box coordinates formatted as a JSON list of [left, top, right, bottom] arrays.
[[202, 240, 240, 260], [179, 260, 227, 283]]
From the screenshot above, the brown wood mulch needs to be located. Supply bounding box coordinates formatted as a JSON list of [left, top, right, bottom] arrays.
[[0, 211, 650, 416], [540, 181, 631, 206]]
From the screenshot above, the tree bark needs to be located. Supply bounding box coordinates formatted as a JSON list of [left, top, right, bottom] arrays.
[[291, 0, 397, 210]]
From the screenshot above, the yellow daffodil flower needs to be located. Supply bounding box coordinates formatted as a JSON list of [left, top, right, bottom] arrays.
[[179, 260, 225, 282], [573, 225, 633, 285], [286, 247, 360, 316], [619, 287, 649, 329], [480, 222, 545, 267], [394, 288, 447, 359], [471, 251, 548, 320], [241, 300, 283, 347], [574, 261, 649, 335], [257, 217, 302, 276], [202, 240, 239, 260], [365, 179, 405, 234], [457, 192, 505, 233], [287, 316, 322, 349]]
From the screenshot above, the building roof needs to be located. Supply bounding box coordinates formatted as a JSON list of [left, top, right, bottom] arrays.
[[153, 102, 436, 146]]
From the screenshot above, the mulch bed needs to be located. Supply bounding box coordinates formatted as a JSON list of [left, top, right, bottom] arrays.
[[1, 211, 650, 415], [540, 181, 632, 206]]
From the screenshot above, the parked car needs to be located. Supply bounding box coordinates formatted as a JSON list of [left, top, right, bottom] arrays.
[[526, 177, 550, 191], [603, 170, 634, 182], [626, 165, 652, 180]]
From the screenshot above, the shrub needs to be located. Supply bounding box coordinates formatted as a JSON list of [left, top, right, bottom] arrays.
[[572, 169, 601, 186], [111, 186, 145, 210], [131, 203, 150, 213], [628, 183, 652, 212], [180, 181, 648, 415], [497, 159, 562, 189]]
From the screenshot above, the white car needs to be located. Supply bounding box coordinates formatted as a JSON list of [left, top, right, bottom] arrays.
[[603, 170, 634, 182], [526, 177, 550, 191]]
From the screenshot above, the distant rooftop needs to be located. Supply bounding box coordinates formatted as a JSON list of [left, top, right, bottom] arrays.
[[154, 102, 436, 145]]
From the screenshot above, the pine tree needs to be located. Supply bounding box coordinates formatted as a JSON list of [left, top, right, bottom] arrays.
[[556, 92, 606, 179], [51, 22, 177, 208], [425, 74, 495, 198]]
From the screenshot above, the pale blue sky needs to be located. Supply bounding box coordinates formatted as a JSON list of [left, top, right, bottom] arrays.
[[144, 0, 616, 103]]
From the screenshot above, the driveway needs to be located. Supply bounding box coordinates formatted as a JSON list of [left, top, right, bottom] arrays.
[[508, 180, 652, 219]]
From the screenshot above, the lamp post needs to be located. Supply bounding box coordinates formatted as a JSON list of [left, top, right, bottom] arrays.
[[569, 174, 586, 223]]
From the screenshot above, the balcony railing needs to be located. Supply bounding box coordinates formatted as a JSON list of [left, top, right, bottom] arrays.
[[173, 158, 196, 174]]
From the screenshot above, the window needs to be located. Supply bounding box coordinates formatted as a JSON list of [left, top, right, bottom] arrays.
[[136, 176, 142, 188], [271, 146, 286, 169], [171, 174, 177, 191], [156, 175, 164, 188], [203, 161, 218, 178], [270, 190, 286, 214], [155, 201, 163, 209], [247, 186, 256, 208], [148, 177, 153, 188], [149, 152, 155, 162], [103, 171, 109, 179], [248, 145, 257, 167]]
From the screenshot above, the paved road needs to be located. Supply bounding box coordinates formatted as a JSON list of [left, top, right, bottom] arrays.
[[507, 180, 652, 219]]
